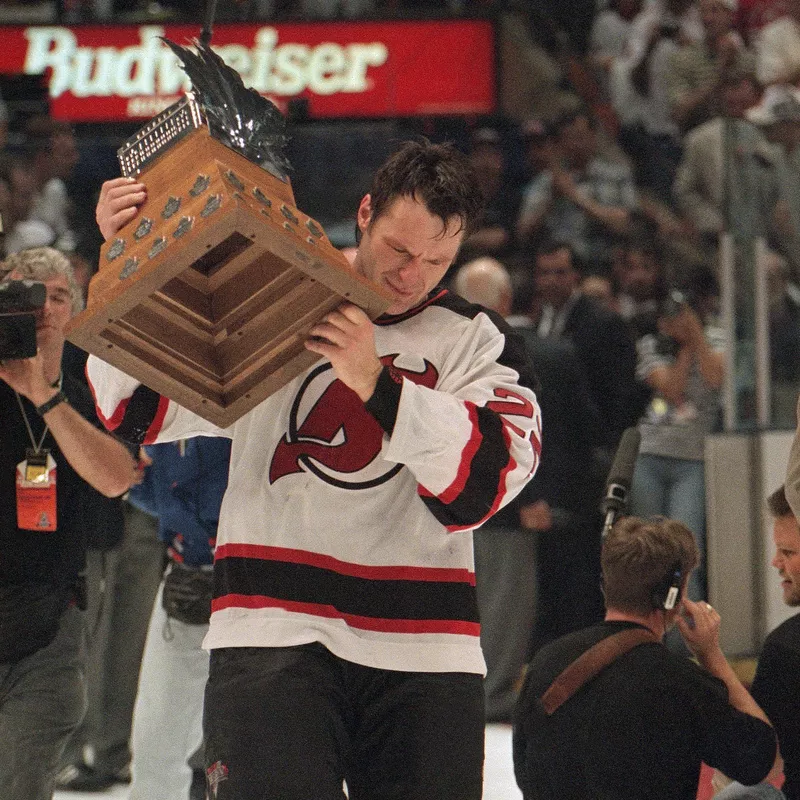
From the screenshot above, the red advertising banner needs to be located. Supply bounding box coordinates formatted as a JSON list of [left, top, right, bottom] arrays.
[[0, 20, 495, 122]]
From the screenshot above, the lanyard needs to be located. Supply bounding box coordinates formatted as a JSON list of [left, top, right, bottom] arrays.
[[15, 374, 62, 455]]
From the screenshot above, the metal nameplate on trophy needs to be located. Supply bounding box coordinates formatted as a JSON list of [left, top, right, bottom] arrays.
[[67, 58, 391, 428]]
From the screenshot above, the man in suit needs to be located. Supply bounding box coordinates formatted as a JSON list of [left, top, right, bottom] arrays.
[[531, 239, 641, 448], [673, 71, 775, 253], [455, 256, 604, 720]]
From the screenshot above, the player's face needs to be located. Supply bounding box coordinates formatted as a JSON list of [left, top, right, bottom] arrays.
[[772, 514, 800, 607], [354, 194, 464, 315]]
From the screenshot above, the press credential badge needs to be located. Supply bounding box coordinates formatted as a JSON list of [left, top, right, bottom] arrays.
[[16, 450, 57, 531]]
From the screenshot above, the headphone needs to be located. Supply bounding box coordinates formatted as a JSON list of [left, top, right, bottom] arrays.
[[650, 562, 683, 611]]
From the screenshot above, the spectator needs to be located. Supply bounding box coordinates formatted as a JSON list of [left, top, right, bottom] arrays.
[[520, 117, 557, 180], [0, 247, 137, 800], [673, 71, 764, 245], [713, 484, 800, 800], [23, 115, 80, 252], [0, 157, 57, 256], [452, 256, 540, 722], [630, 263, 725, 602], [755, 0, 800, 88], [513, 515, 779, 800], [530, 238, 640, 447], [614, 215, 667, 326], [735, 0, 788, 46], [579, 272, 619, 311], [615, 0, 692, 202], [460, 126, 522, 261], [625, 0, 704, 67], [667, 0, 755, 133], [748, 85, 800, 282], [588, 0, 644, 95], [517, 108, 638, 274]]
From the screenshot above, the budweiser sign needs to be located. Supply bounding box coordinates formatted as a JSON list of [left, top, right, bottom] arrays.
[[0, 20, 495, 121]]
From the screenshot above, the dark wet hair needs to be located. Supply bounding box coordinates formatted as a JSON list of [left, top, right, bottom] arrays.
[[358, 139, 484, 244]]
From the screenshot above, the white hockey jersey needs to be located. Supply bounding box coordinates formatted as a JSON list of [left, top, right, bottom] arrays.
[[88, 289, 541, 675]]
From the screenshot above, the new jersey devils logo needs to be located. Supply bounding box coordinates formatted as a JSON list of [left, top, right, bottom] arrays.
[[269, 355, 438, 489]]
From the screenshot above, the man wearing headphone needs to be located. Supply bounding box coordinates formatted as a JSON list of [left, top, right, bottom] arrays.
[[513, 516, 780, 800]]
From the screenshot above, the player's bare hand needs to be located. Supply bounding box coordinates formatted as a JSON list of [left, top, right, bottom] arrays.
[[96, 177, 147, 241], [305, 303, 382, 402]]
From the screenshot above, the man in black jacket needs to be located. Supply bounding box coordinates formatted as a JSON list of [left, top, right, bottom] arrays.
[[0, 248, 137, 800], [513, 515, 779, 800], [531, 239, 641, 449]]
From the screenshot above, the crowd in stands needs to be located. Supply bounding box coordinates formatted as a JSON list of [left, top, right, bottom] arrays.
[[2, 0, 800, 798]]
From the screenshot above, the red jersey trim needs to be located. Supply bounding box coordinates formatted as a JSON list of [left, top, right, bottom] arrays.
[[85, 369, 130, 431], [143, 395, 170, 444], [211, 593, 481, 636], [215, 543, 476, 585], [445, 424, 516, 533]]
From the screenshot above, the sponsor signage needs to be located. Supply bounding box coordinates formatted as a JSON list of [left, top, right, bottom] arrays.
[[0, 20, 495, 121]]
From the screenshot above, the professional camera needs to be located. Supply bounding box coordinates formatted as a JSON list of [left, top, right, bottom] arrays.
[[0, 279, 46, 360]]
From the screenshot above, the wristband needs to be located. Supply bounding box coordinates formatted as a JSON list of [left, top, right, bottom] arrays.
[[35, 390, 68, 417]]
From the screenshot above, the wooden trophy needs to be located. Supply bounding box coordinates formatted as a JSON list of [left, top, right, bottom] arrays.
[[67, 57, 391, 428]]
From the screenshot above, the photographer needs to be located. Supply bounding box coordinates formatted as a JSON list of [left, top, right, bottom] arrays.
[[0, 248, 138, 800], [513, 516, 779, 800], [629, 259, 725, 604]]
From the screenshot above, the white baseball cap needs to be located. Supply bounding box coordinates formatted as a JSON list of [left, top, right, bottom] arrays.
[[747, 85, 800, 127]]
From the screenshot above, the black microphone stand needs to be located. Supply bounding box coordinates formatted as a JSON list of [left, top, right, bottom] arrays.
[[601, 483, 627, 539], [200, 0, 220, 47]]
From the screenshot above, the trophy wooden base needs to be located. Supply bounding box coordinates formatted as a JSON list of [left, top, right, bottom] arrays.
[[67, 128, 391, 428]]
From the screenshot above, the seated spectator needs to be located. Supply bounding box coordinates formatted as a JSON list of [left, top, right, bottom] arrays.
[[588, 0, 644, 94], [614, 216, 668, 326], [513, 118, 556, 258], [713, 484, 800, 800], [22, 116, 80, 252], [579, 273, 618, 312], [673, 71, 764, 245], [667, 0, 755, 133], [0, 157, 56, 256], [519, 117, 556, 180], [513, 515, 779, 800], [630, 262, 725, 602], [755, 0, 800, 87], [748, 85, 800, 281], [0, 88, 6, 151], [734, 0, 788, 46], [613, 0, 698, 203], [460, 126, 522, 261], [516, 108, 637, 275]]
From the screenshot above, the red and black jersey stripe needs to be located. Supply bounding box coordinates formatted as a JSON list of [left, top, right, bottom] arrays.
[[212, 544, 480, 636], [418, 405, 516, 532], [91, 382, 167, 446], [412, 290, 541, 532]]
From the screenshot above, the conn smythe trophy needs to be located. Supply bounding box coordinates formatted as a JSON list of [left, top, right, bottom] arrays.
[[67, 40, 391, 427]]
